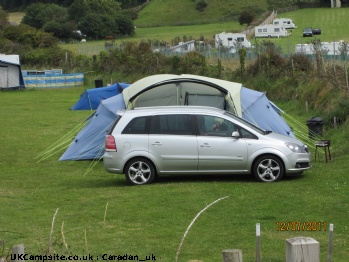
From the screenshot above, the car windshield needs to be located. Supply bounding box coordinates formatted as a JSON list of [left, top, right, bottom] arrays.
[[224, 111, 270, 135]]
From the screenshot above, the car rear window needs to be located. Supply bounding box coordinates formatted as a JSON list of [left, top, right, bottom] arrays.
[[122, 116, 150, 134], [107, 115, 122, 135]]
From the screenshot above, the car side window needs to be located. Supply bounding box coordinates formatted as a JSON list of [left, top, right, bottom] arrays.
[[236, 125, 258, 139], [196, 115, 234, 137], [122, 116, 150, 134], [150, 114, 194, 135]]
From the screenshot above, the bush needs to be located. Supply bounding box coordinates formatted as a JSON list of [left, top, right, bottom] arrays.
[[238, 10, 255, 25], [196, 0, 207, 11]]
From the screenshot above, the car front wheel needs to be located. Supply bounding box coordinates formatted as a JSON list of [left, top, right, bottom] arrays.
[[125, 158, 155, 185], [253, 155, 284, 182]]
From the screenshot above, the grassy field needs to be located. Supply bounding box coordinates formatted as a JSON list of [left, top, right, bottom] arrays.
[[134, 0, 268, 27], [1, 87, 349, 261], [61, 21, 246, 55], [7, 12, 24, 24]]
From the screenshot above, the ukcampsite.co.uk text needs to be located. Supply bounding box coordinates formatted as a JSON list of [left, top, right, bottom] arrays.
[[11, 253, 157, 261]]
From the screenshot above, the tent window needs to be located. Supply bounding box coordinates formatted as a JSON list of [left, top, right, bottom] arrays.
[[185, 93, 226, 109], [0, 67, 8, 88]]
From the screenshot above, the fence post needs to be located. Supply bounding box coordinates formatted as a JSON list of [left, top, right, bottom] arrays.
[[286, 237, 319, 262], [256, 223, 261, 262], [11, 244, 25, 262], [327, 223, 334, 262], [222, 249, 242, 262]]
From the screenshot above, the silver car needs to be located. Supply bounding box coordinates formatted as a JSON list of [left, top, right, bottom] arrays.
[[103, 106, 311, 185]]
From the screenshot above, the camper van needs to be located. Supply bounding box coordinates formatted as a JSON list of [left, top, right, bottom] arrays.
[[254, 25, 289, 38], [272, 18, 297, 29], [215, 32, 251, 53]]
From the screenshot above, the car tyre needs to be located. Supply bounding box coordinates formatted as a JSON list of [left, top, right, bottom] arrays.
[[253, 155, 284, 182], [125, 158, 155, 185]]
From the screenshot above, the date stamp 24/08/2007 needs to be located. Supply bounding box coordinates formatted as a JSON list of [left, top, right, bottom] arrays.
[[275, 221, 327, 231]]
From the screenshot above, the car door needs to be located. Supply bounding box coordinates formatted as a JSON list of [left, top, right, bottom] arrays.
[[196, 115, 248, 172], [148, 114, 198, 172]]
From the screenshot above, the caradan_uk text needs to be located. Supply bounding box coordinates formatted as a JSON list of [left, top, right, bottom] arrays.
[[11, 253, 157, 261]]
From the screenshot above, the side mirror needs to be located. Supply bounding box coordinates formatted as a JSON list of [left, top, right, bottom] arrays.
[[232, 131, 240, 138]]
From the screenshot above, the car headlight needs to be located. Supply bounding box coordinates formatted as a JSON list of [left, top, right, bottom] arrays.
[[285, 142, 307, 153]]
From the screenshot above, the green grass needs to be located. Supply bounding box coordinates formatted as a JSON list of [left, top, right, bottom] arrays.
[[134, 0, 268, 27], [1, 88, 349, 261], [7, 12, 25, 24], [61, 21, 246, 55]]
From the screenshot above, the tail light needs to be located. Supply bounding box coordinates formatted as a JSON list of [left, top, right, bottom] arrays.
[[105, 135, 117, 151]]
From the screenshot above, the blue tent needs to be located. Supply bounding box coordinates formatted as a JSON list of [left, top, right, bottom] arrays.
[[70, 82, 130, 110], [241, 87, 293, 136], [60, 93, 126, 160], [60, 75, 293, 160]]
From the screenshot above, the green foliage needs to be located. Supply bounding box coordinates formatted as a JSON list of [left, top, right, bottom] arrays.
[[247, 40, 287, 79], [22, 3, 68, 29], [21, 47, 72, 67], [238, 9, 256, 25], [238, 48, 246, 75], [3, 23, 58, 49], [79, 14, 118, 39], [0, 5, 9, 30], [114, 13, 135, 36], [68, 0, 122, 24], [196, 0, 207, 12]]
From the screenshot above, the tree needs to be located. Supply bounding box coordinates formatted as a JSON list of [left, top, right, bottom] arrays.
[[68, 0, 122, 24], [79, 14, 118, 39], [238, 10, 255, 26], [115, 13, 135, 35], [0, 5, 9, 30], [22, 3, 69, 29], [69, 0, 135, 39], [196, 0, 207, 11], [43, 20, 77, 39]]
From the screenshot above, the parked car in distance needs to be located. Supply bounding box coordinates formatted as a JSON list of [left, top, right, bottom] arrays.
[[103, 106, 311, 185], [312, 28, 321, 35], [303, 27, 313, 37]]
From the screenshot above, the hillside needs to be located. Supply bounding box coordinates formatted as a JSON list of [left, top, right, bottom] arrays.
[[134, 0, 269, 27]]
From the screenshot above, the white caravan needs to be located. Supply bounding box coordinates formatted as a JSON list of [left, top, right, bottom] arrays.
[[295, 41, 349, 55], [254, 25, 289, 38], [273, 18, 297, 29], [215, 32, 251, 53]]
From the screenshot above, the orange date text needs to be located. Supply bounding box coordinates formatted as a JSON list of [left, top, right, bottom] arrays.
[[275, 221, 327, 231]]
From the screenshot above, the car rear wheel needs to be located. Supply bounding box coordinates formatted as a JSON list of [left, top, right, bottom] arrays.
[[253, 155, 284, 182], [125, 158, 155, 185]]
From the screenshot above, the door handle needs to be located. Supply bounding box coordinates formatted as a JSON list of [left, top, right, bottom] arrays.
[[200, 143, 211, 147], [152, 142, 162, 146]]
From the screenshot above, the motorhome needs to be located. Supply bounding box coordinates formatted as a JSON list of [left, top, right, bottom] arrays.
[[272, 18, 297, 29], [254, 25, 289, 38], [215, 32, 251, 52]]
